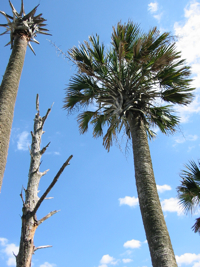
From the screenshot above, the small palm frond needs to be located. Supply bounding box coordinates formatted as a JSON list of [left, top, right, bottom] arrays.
[[148, 106, 179, 134], [177, 160, 200, 214], [88, 35, 105, 63], [69, 43, 93, 71], [192, 217, 200, 234], [0, 0, 51, 54], [103, 121, 117, 151], [64, 74, 100, 110], [77, 111, 97, 134], [182, 160, 200, 183], [91, 114, 107, 137]]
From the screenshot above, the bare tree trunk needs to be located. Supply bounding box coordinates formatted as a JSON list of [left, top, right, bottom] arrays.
[[127, 114, 177, 267], [0, 35, 27, 191], [16, 95, 73, 267]]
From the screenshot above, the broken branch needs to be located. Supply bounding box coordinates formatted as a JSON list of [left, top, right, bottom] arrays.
[[33, 155, 73, 214]]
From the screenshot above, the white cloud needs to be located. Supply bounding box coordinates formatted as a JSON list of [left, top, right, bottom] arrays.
[[122, 259, 133, 263], [161, 197, 183, 216], [40, 262, 56, 267], [148, 2, 158, 13], [119, 196, 138, 207], [17, 131, 30, 151], [123, 239, 141, 249], [173, 1, 200, 122], [0, 238, 19, 266], [176, 253, 200, 266], [100, 255, 115, 265], [174, 1, 200, 64], [156, 184, 172, 193]]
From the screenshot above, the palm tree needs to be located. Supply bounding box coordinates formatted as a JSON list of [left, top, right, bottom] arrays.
[[177, 160, 200, 233], [64, 22, 194, 266], [0, 0, 50, 191]]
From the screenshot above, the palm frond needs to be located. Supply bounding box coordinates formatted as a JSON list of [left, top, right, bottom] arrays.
[[177, 160, 200, 214], [148, 106, 179, 134], [91, 114, 107, 137], [192, 217, 200, 234], [77, 111, 96, 134]]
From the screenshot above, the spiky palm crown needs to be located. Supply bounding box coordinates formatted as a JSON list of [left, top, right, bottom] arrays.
[[64, 22, 194, 151], [177, 160, 200, 233], [0, 0, 51, 54]]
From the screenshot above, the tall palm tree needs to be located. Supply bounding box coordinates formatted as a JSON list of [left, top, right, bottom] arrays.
[[0, 0, 50, 191], [177, 160, 200, 233], [64, 22, 194, 266]]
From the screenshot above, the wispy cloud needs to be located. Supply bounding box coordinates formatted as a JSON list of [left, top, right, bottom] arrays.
[[161, 197, 183, 216], [156, 184, 172, 193], [0, 238, 19, 266], [119, 196, 138, 207], [122, 258, 133, 263], [17, 131, 30, 151], [173, 134, 198, 145], [148, 2, 162, 21], [123, 239, 141, 249], [40, 263, 56, 267], [153, 13, 162, 21]]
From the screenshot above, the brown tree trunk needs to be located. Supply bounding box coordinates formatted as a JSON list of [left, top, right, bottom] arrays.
[[0, 35, 27, 191], [127, 114, 177, 267]]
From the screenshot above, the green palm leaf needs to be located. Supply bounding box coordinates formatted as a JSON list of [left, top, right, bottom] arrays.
[[178, 160, 200, 233]]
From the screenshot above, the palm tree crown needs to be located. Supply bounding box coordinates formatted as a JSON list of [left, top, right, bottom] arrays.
[[177, 160, 200, 233], [64, 22, 193, 149], [0, 0, 51, 54]]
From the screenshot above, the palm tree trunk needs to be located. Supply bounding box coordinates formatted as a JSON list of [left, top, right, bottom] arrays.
[[127, 114, 177, 267], [0, 35, 27, 191]]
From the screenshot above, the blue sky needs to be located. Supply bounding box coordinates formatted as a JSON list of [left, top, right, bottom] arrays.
[[1, 0, 200, 267]]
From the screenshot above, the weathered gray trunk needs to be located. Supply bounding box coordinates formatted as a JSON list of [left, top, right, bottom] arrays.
[[127, 114, 177, 267], [16, 96, 73, 266], [16, 104, 47, 267], [0, 35, 27, 191]]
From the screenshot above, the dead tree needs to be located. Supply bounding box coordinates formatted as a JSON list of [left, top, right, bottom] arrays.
[[16, 95, 73, 267]]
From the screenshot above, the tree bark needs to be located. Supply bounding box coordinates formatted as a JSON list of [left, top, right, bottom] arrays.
[[127, 114, 177, 267], [0, 35, 28, 191], [16, 95, 73, 266]]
